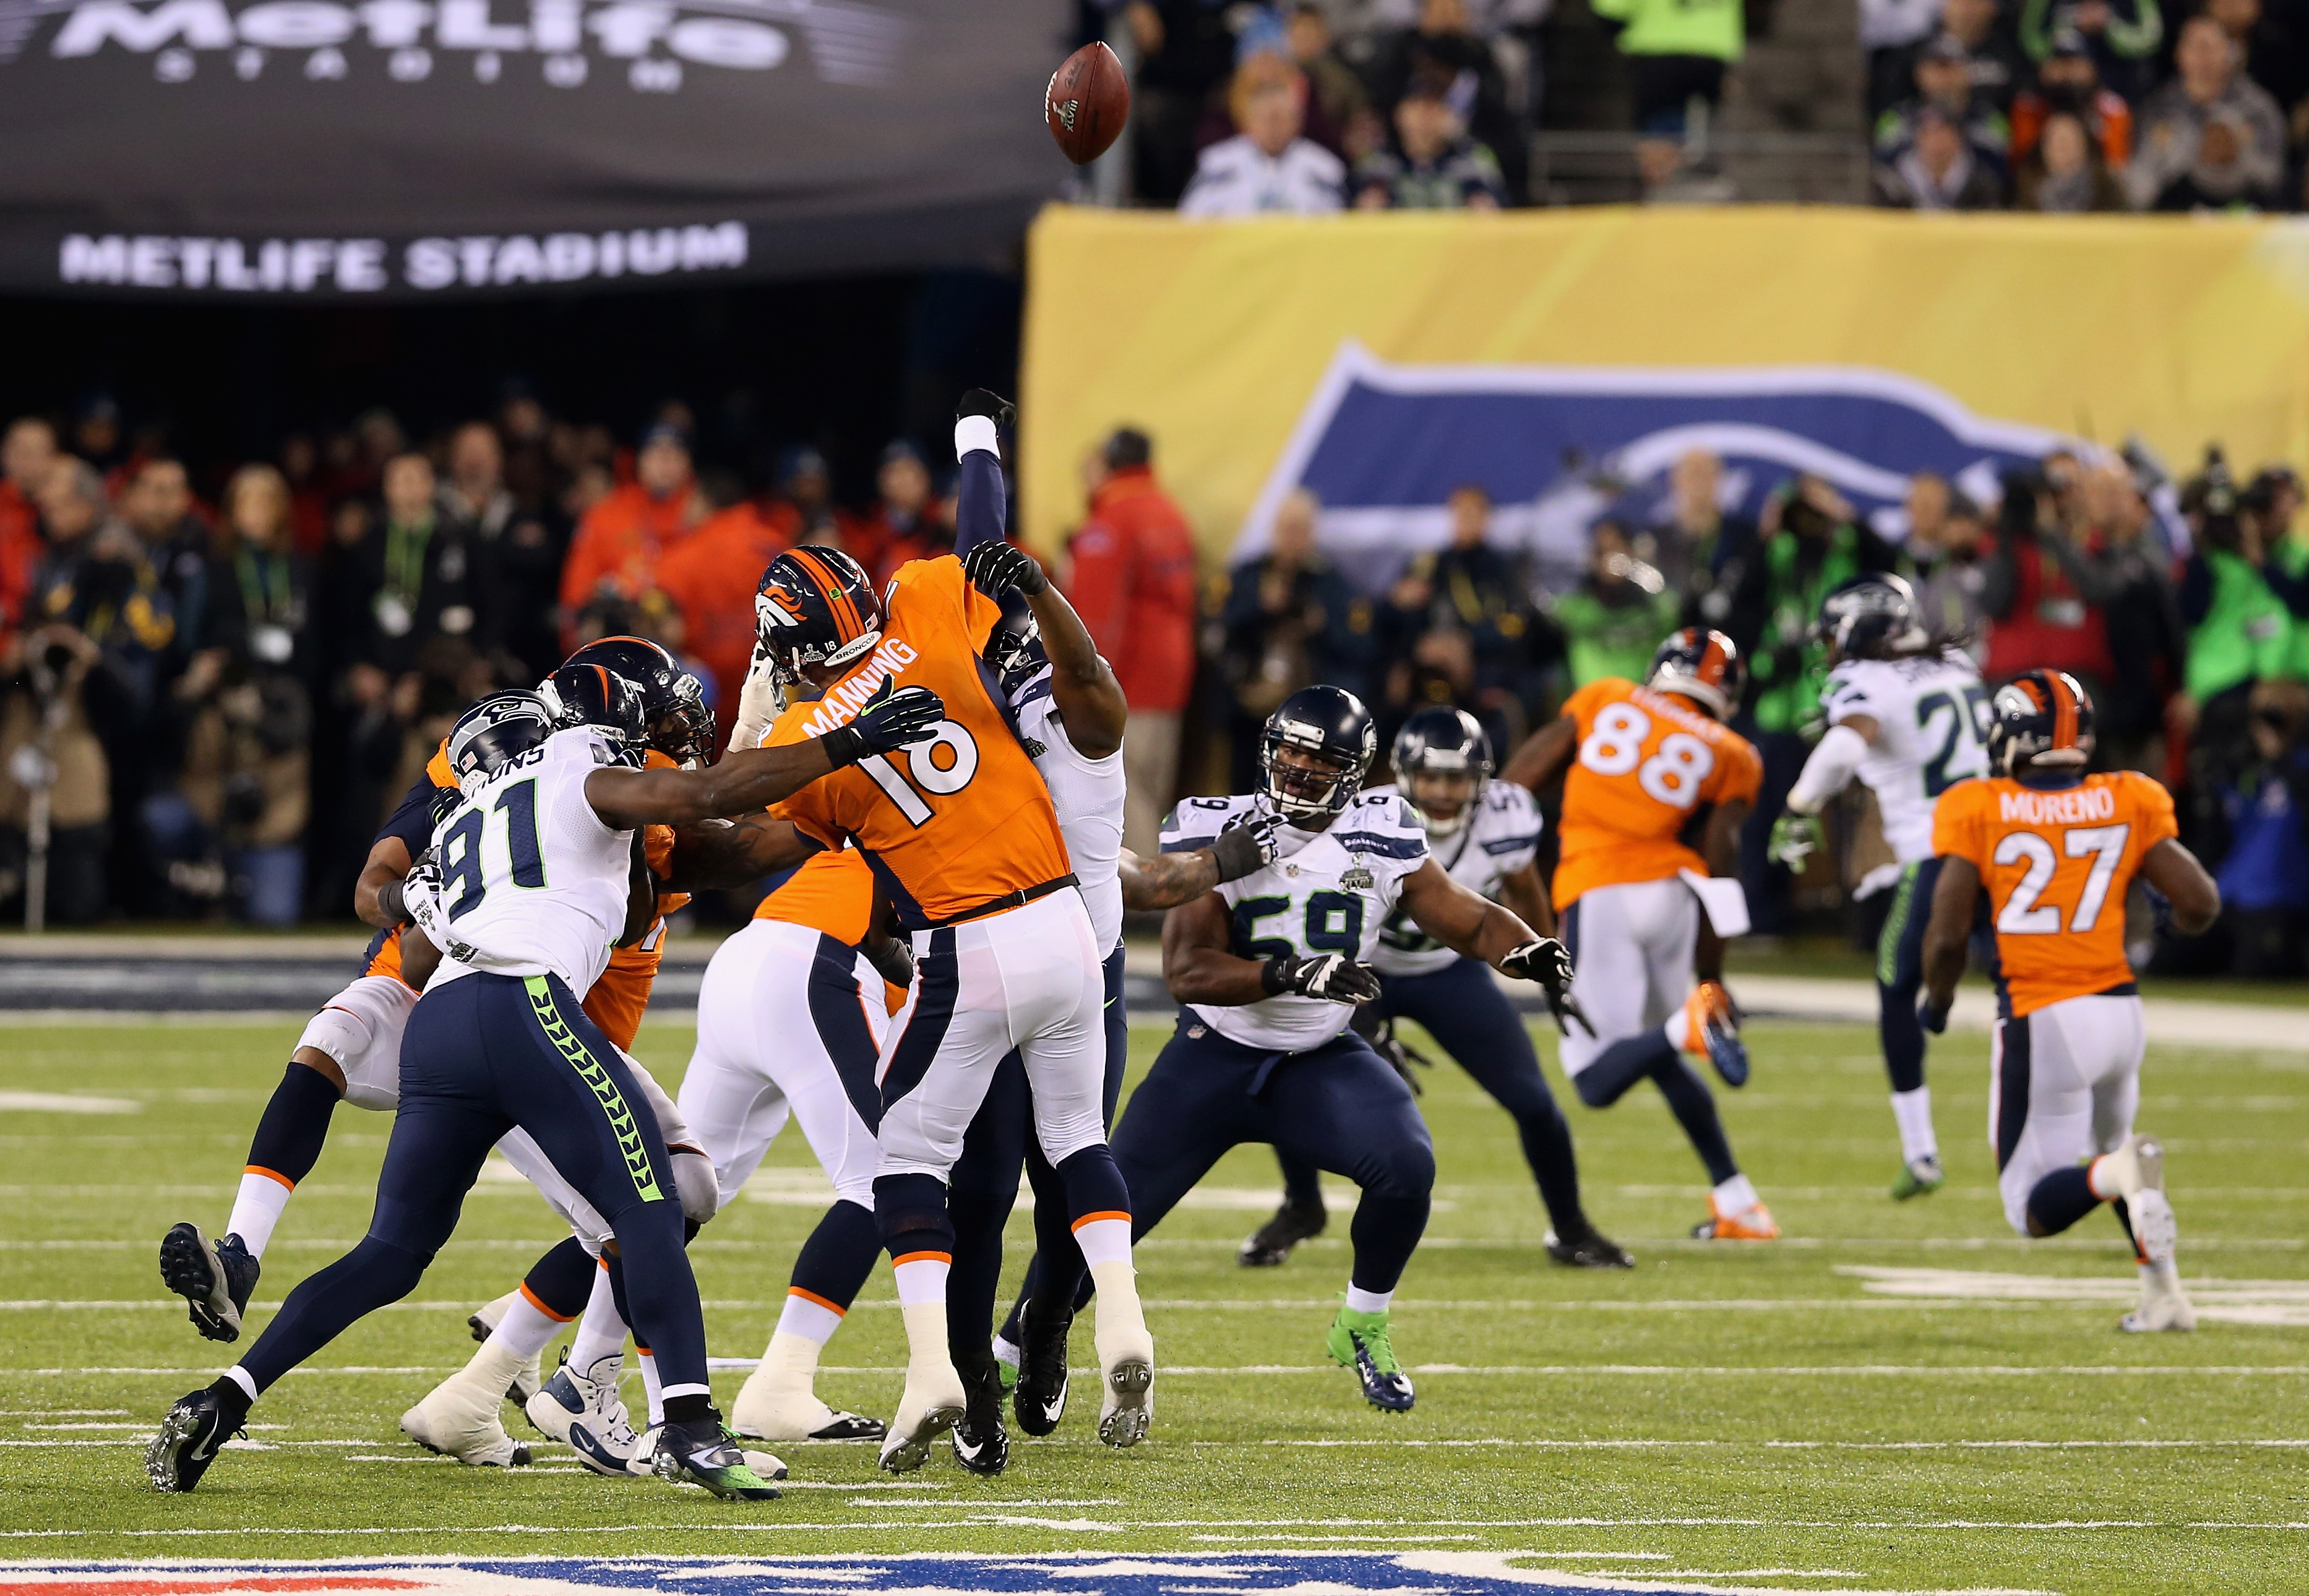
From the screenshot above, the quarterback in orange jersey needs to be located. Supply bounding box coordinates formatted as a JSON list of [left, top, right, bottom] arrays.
[[1920, 670, 2219, 1332], [1503, 629, 1781, 1242], [752, 526, 1154, 1475]]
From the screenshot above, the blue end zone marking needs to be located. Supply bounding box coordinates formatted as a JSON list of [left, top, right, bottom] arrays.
[[0, 1553, 1821, 1596]]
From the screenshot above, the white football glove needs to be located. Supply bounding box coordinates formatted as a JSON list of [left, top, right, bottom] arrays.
[[727, 643, 786, 755]]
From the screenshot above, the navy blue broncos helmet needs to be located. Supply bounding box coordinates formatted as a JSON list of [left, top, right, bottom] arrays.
[[560, 635, 713, 766], [1817, 573, 1927, 666], [1260, 684, 1377, 822], [543, 656, 649, 767], [446, 690, 559, 791], [1390, 705, 1493, 838]]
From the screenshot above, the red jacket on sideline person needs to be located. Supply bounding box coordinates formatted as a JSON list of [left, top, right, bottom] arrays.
[[1066, 465, 1198, 714]]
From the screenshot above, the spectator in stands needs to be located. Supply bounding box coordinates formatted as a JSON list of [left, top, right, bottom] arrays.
[[120, 458, 218, 681], [1593, 0, 1743, 140], [1875, 35, 2011, 176], [1217, 486, 1371, 791], [1354, 64, 1508, 208], [447, 422, 562, 680], [1873, 103, 2006, 207], [1865, 0, 1950, 121], [2080, 459, 2187, 773], [0, 620, 113, 925], [2017, 109, 2129, 208], [356, 452, 487, 675], [2131, 17, 2285, 211], [846, 441, 942, 588], [1180, 51, 1348, 215], [1982, 466, 2114, 701], [1649, 450, 1752, 624], [559, 422, 705, 629], [2208, 677, 2309, 977], [655, 471, 796, 732], [1373, 0, 1526, 200], [1123, 0, 1243, 206], [1288, 3, 1381, 163], [1, 418, 57, 643], [1374, 485, 1534, 737], [2251, 465, 2309, 684], [772, 445, 842, 546], [2012, 31, 2131, 172], [2206, 0, 2309, 136], [2019, 0, 2164, 100], [1909, 478, 1991, 655], [1070, 426, 1202, 852], [1911, 0, 2027, 116], [1550, 520, 1681, 687]]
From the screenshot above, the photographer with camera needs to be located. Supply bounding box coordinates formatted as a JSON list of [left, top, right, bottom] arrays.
[[1981, 461, 2117, 710], [0, 623, 113, 927]]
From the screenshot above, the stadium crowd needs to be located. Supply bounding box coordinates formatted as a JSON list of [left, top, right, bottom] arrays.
[[2, 397, 2307, 978], [1104, 0, 2309, 211]]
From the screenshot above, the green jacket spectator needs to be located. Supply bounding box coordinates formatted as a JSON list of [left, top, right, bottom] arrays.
[[2180, 545, 2291, 701], [1552, 528, 1682, 687], [1591, 0, 1743, 62]]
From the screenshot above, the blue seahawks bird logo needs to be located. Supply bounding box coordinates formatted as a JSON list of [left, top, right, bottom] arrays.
[[1239, 342, 2070, 589]]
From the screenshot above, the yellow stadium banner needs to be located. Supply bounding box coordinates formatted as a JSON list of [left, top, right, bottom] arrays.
[[1018, 204, 2309, 576]]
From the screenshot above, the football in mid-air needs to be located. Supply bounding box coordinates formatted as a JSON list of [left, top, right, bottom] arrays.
[[1046, 41, 1129, 165]]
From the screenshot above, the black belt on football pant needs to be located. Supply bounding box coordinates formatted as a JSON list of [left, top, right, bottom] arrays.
[[920, 873, 1080, 930]]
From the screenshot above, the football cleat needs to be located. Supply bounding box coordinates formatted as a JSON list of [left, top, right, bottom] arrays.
[[1326, 1305, 1414, 1414], [1682, 981, 1749, 1088], [730, 1360, 886, 1443], [146, 1386, 245, 1493], [466, 1291, 543, 1408], [1545, 1228, 1636, 1269], [1891, 1154, 1945, 1201], [1012, 1298, 1072, 1438], [1093, 1310, 1156, 1450], [877, 1367, 966, 1474], [159, 1223, 259, 1344], [2120, 1263, 2197, 1334], [1238, 1196, 1328, 1267], [950, 1356, 1010, 1476], [651, 1417, 780, 1500], [1693, 1196, 1780, 1241], [401, 1362, 532, 1467]]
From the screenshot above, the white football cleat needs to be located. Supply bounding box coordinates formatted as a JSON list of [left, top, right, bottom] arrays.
[[465, 1290, 543, 1407], [1093, 1304, 1155, 1449], [877, 1364, 966, 1474], [528, 1354, 644, 1476], [2121, 1261, 2197, 1333], [402, 1358, 531, 1467]]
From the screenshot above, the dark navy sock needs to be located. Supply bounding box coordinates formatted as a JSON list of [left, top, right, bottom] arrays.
[[603, 1248, 632, 1329], [1879, 977, 1927, 1094], [607, 1200, 710, 1394], [244, 1062, 343, 1188], [946, 1186, 1014, 1363], [874, 1172, 957, 1261], [2026, 1165, 2102, 1237], [1346, 1191, 1431, 1295], [522, 1235, 598, 1321], [236, 1233, 431, 1394], [1508, 1088, 1587, 1238], [2112, 1196, 2143, 1261], [1052, 1144, 1131, 1225], [1573, 1031, 1679, 1109], [1276, 1148, 1325, 1209], [1649, 1055, 1739, 1186], [790, 1199, 880, 1311]]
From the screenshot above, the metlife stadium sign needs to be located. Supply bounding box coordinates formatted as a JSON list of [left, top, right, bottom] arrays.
[[0, 0, 1069, 297]]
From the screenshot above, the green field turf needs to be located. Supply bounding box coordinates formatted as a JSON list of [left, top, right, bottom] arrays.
[[2, 1013, 2305, 1594]]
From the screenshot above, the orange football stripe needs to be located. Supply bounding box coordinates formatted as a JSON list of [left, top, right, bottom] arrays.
[[892, 1250, 952, 1267], [1070, 1210, 1132, 1230], [245, 1165, 296, 1191], [518, 1282, 578, 1324], [786, 1286, 848, 1316]]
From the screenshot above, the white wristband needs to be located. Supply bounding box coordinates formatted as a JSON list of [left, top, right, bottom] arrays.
[[954, 414, 999, 461]]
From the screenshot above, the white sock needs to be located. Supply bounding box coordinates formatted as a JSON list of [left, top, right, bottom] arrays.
[[2088, 1152, 2125, 1202], [637, 1349, 663, 1428], [1713, 1173, 1760, 1215], [486, 1289, 567, 1362], [1343, 1284, 1393, 1315], [892, 1252, 951, 1308], [1663, 1002, 1696, 1055], [775, 1288, 844, 1346], [1890, 1086, 1938, 1164], [567, 1264, 627, 1376], [992, 1333, 1021, 1367], [757, 1328, 822, 1392], [1070, 1214, 1133, 1271], [222, 1365, 258, 1402], [226, 1170, 295, 1258]]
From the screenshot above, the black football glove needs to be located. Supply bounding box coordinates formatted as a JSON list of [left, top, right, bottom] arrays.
[[374, 873, 410, 927], [1498, 936, 1592, 1037], [1262, 951, 1382, 1005], [1353, 1010, 1434, 1094], [820, 677, 945, 768], [957, 388, 1017, 431], [961, 538, 1048, 599], [1917, 993, 1951, 1035], [861, 930, 916, 991], [1208, 811, 1283, 885]]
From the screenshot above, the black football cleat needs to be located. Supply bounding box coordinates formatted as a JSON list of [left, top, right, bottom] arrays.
[[651, 1416, 780, 1500], [160, 1223, 259, 1344], [950, 1355, 1010, 1476], [146, 1386, 246, 1493], [1012, 1297, 1073, 1438], [1546, 1227, 1636, 1269], [1237, 1196, 1327, 1268]]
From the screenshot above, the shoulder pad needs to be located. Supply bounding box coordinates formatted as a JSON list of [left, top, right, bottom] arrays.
[[1161, 793, 1257, 853]]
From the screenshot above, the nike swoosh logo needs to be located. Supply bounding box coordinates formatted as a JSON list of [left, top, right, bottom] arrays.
[[953, 1433, 984, 1461], [189, 1424, 220, 1461]]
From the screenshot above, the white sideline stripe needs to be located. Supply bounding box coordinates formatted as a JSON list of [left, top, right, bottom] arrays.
[[0, 1091, 140, 1114], [7, 1518, 2309, 1537]]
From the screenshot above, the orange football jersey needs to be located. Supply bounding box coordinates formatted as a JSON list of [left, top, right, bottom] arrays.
[[767, 556, 1072, 928], [1932, 771, 2176, 1018], [754, 846, 877, 945], [1551, 677, 1764, 911]]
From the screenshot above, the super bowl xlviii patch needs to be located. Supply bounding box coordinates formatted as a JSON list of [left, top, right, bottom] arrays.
[[0, 1555, 1941, 1596], [1341, 862, 1375, 890]]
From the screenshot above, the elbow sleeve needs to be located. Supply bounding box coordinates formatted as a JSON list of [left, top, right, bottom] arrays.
[[1785, 724, 1870, 817]]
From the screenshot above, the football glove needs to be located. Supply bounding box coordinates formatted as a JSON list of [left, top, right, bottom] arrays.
[[1262, 951, 1382, 1005], [1498, 936, 1592, 1037], [728, 641, 785, 755], [1208, 811, 1284, 885], [1354, 1011, 1434, 1095], [819, 678, 945, 768], [1917, 993, 1951, 1035], [961, 539, 1048, 599], [1767, 812, 1822, 870], [956, 388, 1017, 431]]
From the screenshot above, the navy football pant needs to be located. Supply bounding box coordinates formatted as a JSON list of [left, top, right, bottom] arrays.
[[1273, 958, 1588, 1237], [235, 972, 708, 1402], [952, 946, 1128, 1360], [1030, 1016, 1435, 1315], [1875, 856, 2000, 1096]]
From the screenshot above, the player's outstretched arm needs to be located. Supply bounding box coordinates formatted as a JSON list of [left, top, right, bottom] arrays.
[[961, 536, 1128, 758], [1917, 853, 1981, 1029], [1774, 721, 1873, 869], [1400, 857, 1583, 1026], [1497, 860, 1557, 938], [356, 837, 415, 928], [1499, 713, 1578, 794], [585, 680, 944, 828], [2141, 838, 2221, 936], [1120, 815, 1282, 910], [661, 813, 820, 893]]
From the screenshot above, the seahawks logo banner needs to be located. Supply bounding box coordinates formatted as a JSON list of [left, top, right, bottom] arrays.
[[1017, 207, 2309, 565], [0, 0, 1068, 297]]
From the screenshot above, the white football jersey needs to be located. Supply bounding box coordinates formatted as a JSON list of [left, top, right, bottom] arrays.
[[1364, 779, 1541, 977], [419, 725, 634, 997], [1160, 790, 1429, 1052], [1821, 651, 1990, 863], [1009, 664, 1127, 953]]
